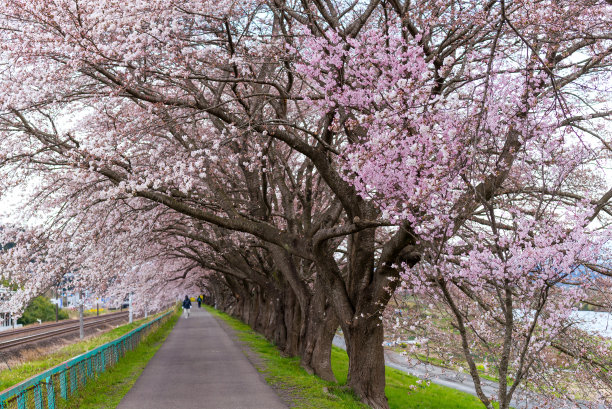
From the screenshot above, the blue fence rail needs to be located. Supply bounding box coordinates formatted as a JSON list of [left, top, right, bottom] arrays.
[[0, 310, 172, 409]]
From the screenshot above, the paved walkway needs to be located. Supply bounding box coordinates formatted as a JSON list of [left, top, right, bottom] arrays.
[[117, 307, 287, 409]]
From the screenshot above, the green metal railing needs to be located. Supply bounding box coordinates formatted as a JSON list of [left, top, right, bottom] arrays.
[[0, 310, 172, 409]]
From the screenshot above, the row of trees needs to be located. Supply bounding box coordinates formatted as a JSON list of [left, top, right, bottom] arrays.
[[0, 1, 611, 408]]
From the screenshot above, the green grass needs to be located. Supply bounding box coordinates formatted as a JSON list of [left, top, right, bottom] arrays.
[[0, 311, 169, 391], [57, 309, 180, 408], [206, 305, 487, 409]]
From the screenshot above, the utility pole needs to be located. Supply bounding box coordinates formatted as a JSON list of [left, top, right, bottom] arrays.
[[96, 299, 99, 316], [79, 291, 84, 340], [55, 286, 59, 322], [128, 292, 133, 324]]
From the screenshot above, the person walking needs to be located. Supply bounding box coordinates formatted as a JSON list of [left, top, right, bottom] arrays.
[[182, 296, 192, 318], [197, 295, 202, 308]]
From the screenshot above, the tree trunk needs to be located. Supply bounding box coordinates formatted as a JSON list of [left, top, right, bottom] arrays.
[[343, 315, 389, 409], [300, 278, 338, 382], [260, 297, 275, 341], [301, 308, 338, 382], [272, 296, 287, 349], [255, 289, 267, 334], [248, 288, 259, 329], [282, 288, 301, 356]]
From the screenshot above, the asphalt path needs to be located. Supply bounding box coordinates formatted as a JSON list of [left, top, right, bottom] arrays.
[[117, 308, 287, 409]]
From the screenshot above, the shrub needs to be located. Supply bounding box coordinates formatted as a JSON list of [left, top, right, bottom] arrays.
[[17, 296, 69, 325]]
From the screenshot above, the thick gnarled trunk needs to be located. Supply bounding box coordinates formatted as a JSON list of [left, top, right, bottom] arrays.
[[343, 316, 388, 409], [312, 213, 403, 409]]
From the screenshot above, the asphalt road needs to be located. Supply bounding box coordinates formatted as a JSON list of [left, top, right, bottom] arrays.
[[117, 308, 287, 409]]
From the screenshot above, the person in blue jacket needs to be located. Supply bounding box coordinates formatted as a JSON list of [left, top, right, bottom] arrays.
[[182, 296, 192, 318]]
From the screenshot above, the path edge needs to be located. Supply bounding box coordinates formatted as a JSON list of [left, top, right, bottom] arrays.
[[209, 310, 294, 407]]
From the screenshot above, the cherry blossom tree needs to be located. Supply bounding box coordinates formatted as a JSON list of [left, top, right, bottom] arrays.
[[399, 203, 611, 408], [297, 1, 612, 407], [0, 1, 611, 408]]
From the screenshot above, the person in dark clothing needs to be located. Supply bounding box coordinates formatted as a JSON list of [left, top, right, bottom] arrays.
[[197, 295, 202, 308], [182, 296, 192, 318]]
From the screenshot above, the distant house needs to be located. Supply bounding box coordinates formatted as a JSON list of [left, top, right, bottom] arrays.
[[0, 240, 19, 329]]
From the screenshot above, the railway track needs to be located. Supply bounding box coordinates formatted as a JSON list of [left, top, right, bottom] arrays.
[[0, 311, 128, 340], [0, 312, 129, 350]]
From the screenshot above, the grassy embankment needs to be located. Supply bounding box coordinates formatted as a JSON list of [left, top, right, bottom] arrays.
[[56, 309, 180, 408], [0, 310, 175, 392], [205, 305, 486, 409]]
